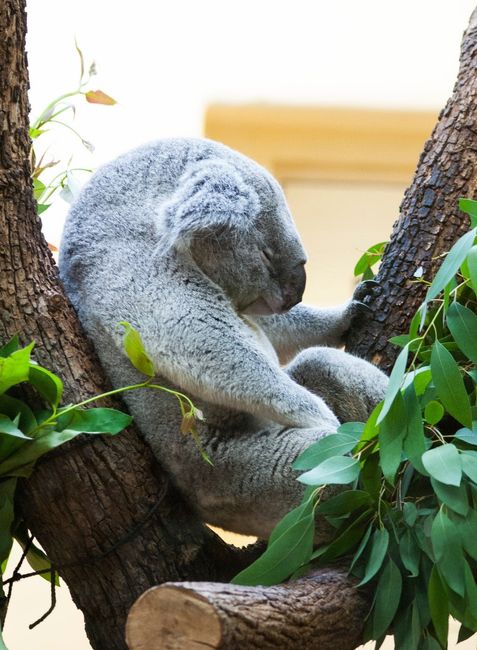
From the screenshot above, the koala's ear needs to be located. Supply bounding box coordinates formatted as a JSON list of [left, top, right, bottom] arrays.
[[155, 159, 260, 250]]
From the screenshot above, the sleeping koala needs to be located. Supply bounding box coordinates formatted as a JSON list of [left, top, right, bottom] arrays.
[[59, 138, 388, 538]]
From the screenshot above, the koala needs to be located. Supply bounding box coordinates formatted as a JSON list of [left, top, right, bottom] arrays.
[[59, 138, 388, 539]]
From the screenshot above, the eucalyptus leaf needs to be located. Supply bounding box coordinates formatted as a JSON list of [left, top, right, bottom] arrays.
[[399, 529, 420, 577], [267, 494, 314, 547], [293, 433, 358, 471], [0, 336, 19, 358], [431, 340, 472, 428], [377, 344, 409, 425], [461, 451, 477, 484], [29, 364, 63, 407], [57, 407, 132, 435], [455, 426, 477, 446], [298, 456, 360, 486], [379, 392, 406, 484], [431, 508, 465, 596], [232, 514, 314, 586], [457, 509, 477, 561], [118, 321, 155, 377], [0, 344, 34, 395], [372, 558, 402, 639], [422, 445, 462, 486], [430, 477, 469, 516], [428, 566, 449, 647], [466, 244, 477, 293], [459, 198, 477, 227], [317, 490, 371, 517], [425, 227, 477, 303], [447, 302, 477, 366], [0, 395, 37, 435], [424, 401, 444, 426], [0, 415, 31, 440], [0, 478, 16, 563], [357, 528, 389, 586], [402, 384, 427, 475], [0, 429, 81, 477]]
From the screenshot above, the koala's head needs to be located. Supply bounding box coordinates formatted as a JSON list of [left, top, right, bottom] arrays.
[[156, 156, 307, 315]]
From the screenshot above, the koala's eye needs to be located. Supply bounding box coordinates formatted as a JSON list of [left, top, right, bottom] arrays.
[[260, 248, 274, 268]]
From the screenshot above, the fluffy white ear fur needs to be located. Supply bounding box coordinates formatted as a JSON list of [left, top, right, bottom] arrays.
[[155, 159, 260, 250]]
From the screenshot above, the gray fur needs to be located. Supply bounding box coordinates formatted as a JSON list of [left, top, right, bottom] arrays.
[[59, 138, 388, 538]]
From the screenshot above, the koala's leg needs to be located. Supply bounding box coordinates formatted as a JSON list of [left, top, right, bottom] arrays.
[[285, 347, 388, 423], [168, 421, 335, 540]]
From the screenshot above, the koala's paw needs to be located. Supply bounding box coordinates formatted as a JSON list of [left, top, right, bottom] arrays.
[[352, 279, 381, 303]]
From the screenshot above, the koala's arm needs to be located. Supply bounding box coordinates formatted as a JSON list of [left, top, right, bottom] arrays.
[[136, 295, 339, 431], [253, 301, 359, 362]]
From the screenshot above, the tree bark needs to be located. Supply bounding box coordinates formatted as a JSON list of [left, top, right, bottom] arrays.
[[347, 7, 477, 370], [125, 570, 369, 650], [0, 2, 257, 649]]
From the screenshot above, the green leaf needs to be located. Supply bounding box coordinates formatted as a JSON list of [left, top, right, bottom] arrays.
[[348, 523, 373, 574], [431, 477, 469, 516], [292, 433, 358, 471], [459, 198, 477, 227], [353, 241, 387, 276], [455, 426, 477, 446], [377, 344, 409, 425], [467, 245, 477, 294], [0, 429, 82, 477], [428, 566, 449, 646], [461, 451, 477, 484], [336, 421, 365, 440], [0, 336, 19, 358], [267, 494, 314, 547], [0, 624, 9, 650], [314, 510, 371, 562], [0, 415, 31, 439], [447, 302, 477, 366], [0, 478, 16, 564], [463, 559, 477, 621], [372, 558, 402, 639], [29, 364, 63, 407], [118, 321, 154, 377], [232, 514, 314, 586], [458, 509, 477, 561], [458, 624, 476, 644], [0, 343, 34, 395], [36, 203, 50, 215], [379, 392, 405, 484], [57, 407, 132, 435], [422, 444, 461, 486], [357, 528, 389, 586], [431, 340, 472, 428], [0, 395, 37, 435], [317, 490, 371, 516], [389, 334, 410, 348], [431, 508, 465, 595], [399, 529, 420, 576], [426, 227, 477, 303], [402, 384, 427, 475], [424, 401, 444, 426], [403, 502, 418, 526], [298, 456, 360, 486]]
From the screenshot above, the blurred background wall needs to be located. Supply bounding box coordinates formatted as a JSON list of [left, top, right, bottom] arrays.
[[5, 1, 477, 648]]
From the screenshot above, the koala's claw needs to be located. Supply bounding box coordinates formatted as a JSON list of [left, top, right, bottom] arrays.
[[354, 301, 372, 314], [353, 279, 381, 302]]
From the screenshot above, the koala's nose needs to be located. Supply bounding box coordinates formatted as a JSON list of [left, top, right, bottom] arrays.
[[281, 263, 306, 311]]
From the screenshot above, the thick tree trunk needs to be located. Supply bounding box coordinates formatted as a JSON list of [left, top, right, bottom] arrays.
[[0, 2, 255, 649], [126, 570, 369, 650], [347, 7, 477, 369]]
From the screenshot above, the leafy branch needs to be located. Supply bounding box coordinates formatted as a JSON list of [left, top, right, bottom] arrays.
[[234, 198, 477, 650]]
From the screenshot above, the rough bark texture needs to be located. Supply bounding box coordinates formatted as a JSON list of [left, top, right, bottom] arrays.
[[347, 7, 477, 370], [0, 2, 258, 649], [126, 570, 369, 650]]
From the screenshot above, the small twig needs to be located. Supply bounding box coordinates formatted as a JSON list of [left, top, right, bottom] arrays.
[[29, 567, 57, 629]]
